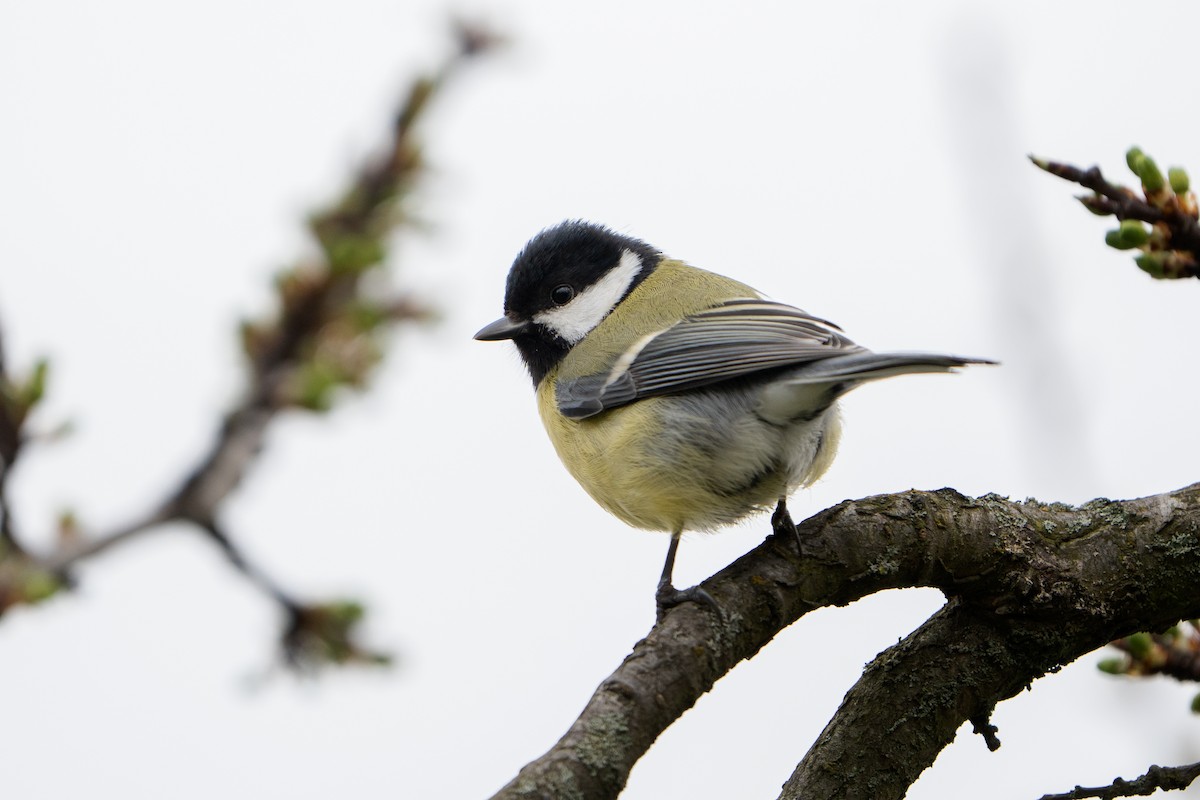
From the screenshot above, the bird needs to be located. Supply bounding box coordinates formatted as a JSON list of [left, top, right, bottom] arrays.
[[475, 220, 992, 616]]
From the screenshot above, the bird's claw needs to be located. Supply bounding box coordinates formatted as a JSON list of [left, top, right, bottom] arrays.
[[772, 499, 801, 553], [655, 581, 723, 621]]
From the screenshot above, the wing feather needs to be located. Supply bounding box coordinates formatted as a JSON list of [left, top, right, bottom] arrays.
[[556, 299, 865, 419]]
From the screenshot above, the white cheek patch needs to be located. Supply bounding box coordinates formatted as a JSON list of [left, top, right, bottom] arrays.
[[533, 249, 643, 344]]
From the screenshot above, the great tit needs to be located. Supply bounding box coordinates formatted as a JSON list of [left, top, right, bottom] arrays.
[[476, 221, 992, 614]]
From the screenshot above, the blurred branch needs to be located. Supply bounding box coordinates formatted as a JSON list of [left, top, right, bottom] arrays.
[[490, 486, 1200, 800], [199, 518, 299, 610], [1, 20, 500, 668], [0, 322, 59, 610], [0, 325, 41, 555], [1100, 623, 1200, 684], [53, 20, 497, 568], [1032, 148, 1200, 278], [0, 324, 16, 505], [43, 510, 169, 571], [1038, 761, 1200, 800]]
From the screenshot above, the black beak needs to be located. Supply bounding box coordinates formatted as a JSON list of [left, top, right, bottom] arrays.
[[474, 315, 530, 341]]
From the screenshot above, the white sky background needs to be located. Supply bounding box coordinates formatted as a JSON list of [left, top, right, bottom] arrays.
[[2, 1, 1199, 798]]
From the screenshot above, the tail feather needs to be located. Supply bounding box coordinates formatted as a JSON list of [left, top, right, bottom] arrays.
[[755, 351, 995, 425], [781, 351, 996, 385]]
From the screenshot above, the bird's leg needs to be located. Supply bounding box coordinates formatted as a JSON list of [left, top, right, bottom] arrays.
[[655, 530, 721, 620], [772, 497, 801, 553]]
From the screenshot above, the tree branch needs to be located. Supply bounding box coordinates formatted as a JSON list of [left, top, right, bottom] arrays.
[[488, 485, 1200, 800], [1038, 760, 1200, 800]]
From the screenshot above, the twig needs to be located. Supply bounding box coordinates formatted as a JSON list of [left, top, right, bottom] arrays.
[[1039, 159, 1200, 254], [970, 713, 1002, 752], [1037, 761, 1200, 800], [1032, 159, 1138, 207], [0, 321, 24, 556], [1031, 154, 1200, 278], [43, 510, 169, 573], [197, 518, 300, 612], [0, 478, 20, 558]]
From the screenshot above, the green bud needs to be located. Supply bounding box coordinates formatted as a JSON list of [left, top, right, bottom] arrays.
[[1126, 146, 1145, 172], [294, 361, 343, 412], [1137, 155, 1165, 192], [1192, 692, 1200, 714], [1118, 219, 1150, 246], [329, 600, 365, 624], [326, 235, 386, 274], [1135, 253, 1166, 278], [1126, 631, 1154, 659], [22, 570, 61, 603], [1105, 230, 1137, 250], [22, 358, 48, 407], [348, 302, 388, 332], [1169, 167, 1190, 194], [1079, 195, 1111, 216], [1097, 657, 1128, 675]]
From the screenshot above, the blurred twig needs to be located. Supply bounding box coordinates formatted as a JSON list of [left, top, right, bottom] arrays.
[[0, 324, 62, 611], [0, 324, 28, 553], [1100, 623, 1200, 684], [1, 20, 500, 670]]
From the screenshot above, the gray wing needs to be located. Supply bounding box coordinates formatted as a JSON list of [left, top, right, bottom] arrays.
[[556, 298, 865, 419]]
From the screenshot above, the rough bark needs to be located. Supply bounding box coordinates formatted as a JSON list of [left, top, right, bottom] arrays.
[[489, 484, 1200, 800]]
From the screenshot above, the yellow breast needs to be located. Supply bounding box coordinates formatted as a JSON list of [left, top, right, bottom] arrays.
[[537, 383, 704, 531]]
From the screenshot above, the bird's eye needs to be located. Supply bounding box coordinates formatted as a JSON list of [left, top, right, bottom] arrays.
[[550, 284, 575, 305]]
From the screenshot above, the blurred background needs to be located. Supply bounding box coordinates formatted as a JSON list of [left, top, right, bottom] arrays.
[[2, 1, 1198, 797]]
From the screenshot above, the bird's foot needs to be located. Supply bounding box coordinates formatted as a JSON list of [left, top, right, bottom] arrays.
[[772, 499, 801, 553], [655, 580, 722, 622]]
